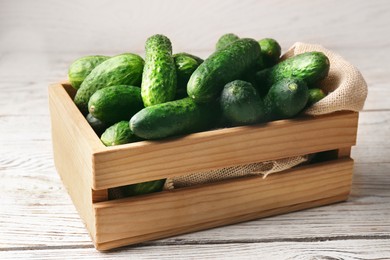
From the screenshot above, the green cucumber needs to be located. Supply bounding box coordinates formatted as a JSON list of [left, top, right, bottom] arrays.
[[130, 97, 219, 140], [215, 33, 239, 50], [173, 52, 203, 99], [88, 85, 143, 124], [187, 38, 261, 103], [123, 179, 165, 196], [108, 179, 166, 199], [74, 53, 144, 114], [258, 38, 281, 68], [68, 55, 109, 89], [264, 78, 309, 120], [256, 51, 330, 94], [86, 113, 107, 136], [141, 34, 177, 107], [100, 121, 140, 146], [220, 80, 265, 126], [307, 88, 326, 107]]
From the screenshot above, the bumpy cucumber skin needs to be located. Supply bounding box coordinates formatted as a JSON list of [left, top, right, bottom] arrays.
[[187, 38, 261, 103], [88, 85, 143, 124], [173, 52, 203, 98], [258, 38, 281, 68], [256, 52, 330, 93], [74, 53, 144, 114], [86, 113, 107, 136], [141, 34, 177, 107], [130, 97, 219, 140], [220, 80, 265, 126], [264, 78, 309, 120], [215, 33, 240, 50], [68, 55, 109, 90], [100, 121, 140, 146]]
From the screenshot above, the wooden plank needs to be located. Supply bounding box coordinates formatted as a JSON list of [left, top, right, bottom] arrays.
[[1, 161, 388, 250], [48, 84, 99, 240], [0, 168, 93, 248], [97, 193, 349, 251], [1, 0, 389, 53], [92, 111, 358, 189], [2, 239, 389, 259], [352, 111, 390, 163], [93, 159, 353, 249], [48, 83, 103, 152]]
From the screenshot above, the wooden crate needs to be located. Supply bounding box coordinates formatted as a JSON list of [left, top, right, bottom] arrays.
[[49, 82, 359, 251]]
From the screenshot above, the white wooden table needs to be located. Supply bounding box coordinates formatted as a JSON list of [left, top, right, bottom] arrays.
[[1, 0, 390, 258]]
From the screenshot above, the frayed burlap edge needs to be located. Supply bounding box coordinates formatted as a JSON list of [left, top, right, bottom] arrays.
[[164, 155, 309, 190]]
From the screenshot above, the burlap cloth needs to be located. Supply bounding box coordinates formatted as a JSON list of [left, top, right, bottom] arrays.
[[164, 42, 367, 190]]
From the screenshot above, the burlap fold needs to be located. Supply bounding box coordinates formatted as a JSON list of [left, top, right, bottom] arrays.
[[285, 42, 368, 115], [165, 42, 367, 190]]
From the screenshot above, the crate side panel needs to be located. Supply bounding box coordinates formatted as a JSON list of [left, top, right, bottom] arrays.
[[59, 83, 105, 152], [96, 192, 348, 251], [94, 158, 353, 245], [49, 84, 97, 238], [93, 112, 358, 189]]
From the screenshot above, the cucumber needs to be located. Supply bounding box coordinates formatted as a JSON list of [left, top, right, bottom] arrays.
[[187, 38, 261, 103], [108, 179, 166, 199], [141, 34, 177, 107], [68, 55, 109, 89], [174, 52, 203, 64], [74, 53, 144, 114], [88, 85, 143, 124], [256, 51, 330, 94], [130, 97, 219, 139], [173, 52, 203, 99], [124, 179, 165, 196], [100, 121, 140, 146], [307, 88, 326, 107], [258, 38, 281, 68], [215, 33, 239, 50], [264, 78, 309, 120], [86, 113, 107, 136], [220, 80, 265, 126]]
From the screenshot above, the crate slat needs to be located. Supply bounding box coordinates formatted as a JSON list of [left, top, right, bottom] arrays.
[[93, 111, 358, 189], [93, 158, 354, 250], [49, 84, 97, 238]]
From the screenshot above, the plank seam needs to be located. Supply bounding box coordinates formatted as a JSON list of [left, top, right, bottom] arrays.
[[1, 235, 390, 251]]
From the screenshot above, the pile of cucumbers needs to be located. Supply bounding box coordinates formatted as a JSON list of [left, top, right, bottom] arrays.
[[69, 34, 329, 146], [68, 33, 329, 198]]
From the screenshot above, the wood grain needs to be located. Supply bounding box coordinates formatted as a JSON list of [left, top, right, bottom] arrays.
[[49, 81, 359, 250], [93, 159, 353, 249], [0, 162, 389, 249], [1, 0, 390, 257], [1, 0, 389, 53], [92, 111, 358, 189], [1, 240, 389, 259]]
